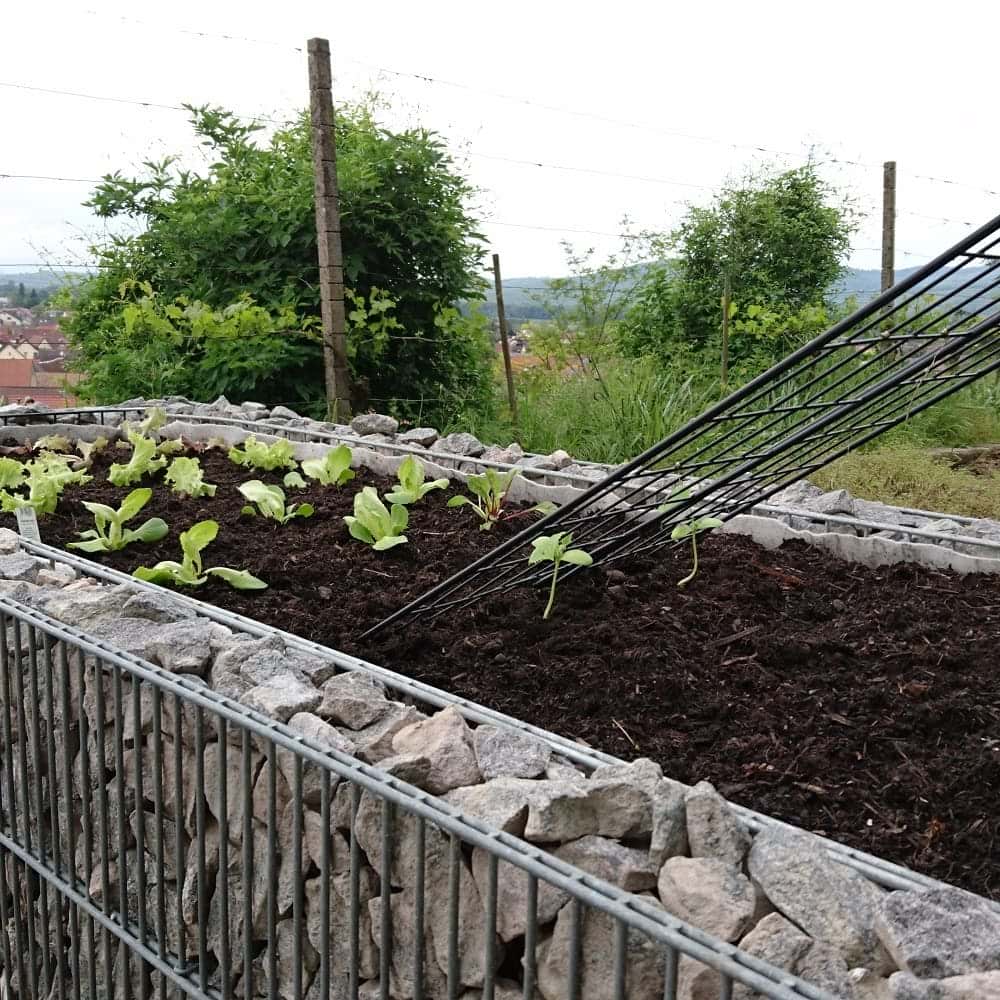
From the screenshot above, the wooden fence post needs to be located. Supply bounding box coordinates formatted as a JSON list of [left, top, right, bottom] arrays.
[[492, 253, 518, 427], [881, 160, 897, 294], [307, 37, 352, 421]]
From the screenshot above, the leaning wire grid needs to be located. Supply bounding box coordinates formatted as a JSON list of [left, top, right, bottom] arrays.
[[366, 211, 1000, 632], [0, 593, 835, 1000]]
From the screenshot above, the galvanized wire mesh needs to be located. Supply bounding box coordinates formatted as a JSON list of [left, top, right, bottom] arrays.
[[367, 212, 1000, 632], [0, 594, 834, 1000]]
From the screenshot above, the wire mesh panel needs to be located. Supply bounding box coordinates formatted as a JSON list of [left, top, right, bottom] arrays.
[[0, 594, 836, 1000], [365, 212, 1000, 633]]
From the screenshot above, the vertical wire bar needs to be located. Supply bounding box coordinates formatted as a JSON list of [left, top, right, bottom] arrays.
[[349, 783, 361, 1000], [292, 756, 304, 1000], [266, 741, 278, 999], [112, 665, 131, 999], [413, 817, 426, 1000], [241, 731, 253, 999], [194, 706, 208, 991], [612, 917, 627, 1000], [93, 658, 113, 996], [172, 694, 185, 975], [483, 854, 498, 1000], [217, 718, 231, 999], [379, 800, 393, 1000], [8, 855, 30, 1000], [567, 900, 582, 1000], [522, 875, 537, 1000], [58, 641, 82, 1000], [42, 634, 61, 878], [447, 833, 460, 1000], [663, 946, 679, 1000], [319, 772, 331, 1000], [151, 687, 166, 1000], [76, 650, 97, 1000], [132, 681, 148, 949], [718, 973, 733, 1000], [11, 620, 33, 858], [0, 847, 14, 997]]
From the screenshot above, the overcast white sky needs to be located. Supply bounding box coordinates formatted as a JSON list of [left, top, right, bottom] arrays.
[[3, 0, 999, 284]]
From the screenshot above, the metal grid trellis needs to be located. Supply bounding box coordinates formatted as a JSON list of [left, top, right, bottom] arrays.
[[365, 211, 1000, 634], [0, 592, 837, 1000]]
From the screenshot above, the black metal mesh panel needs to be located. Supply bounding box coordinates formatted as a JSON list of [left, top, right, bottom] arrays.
[[366, 212, 1000, 634]]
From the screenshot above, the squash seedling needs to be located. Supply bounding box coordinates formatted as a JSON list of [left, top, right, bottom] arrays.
[[528, 532, 593, 620], [384, 455, 448, 505], [228, 434, 297, 472], [447, 468, 555, 530], [238, 480, 314, 524], [165, 457, 217, 498], [67, 488, 168, 553], [670, 517, 723, 588], [343, 486, 408, 550], [301, 445, 354, 486], [134, 519, 266, 590]]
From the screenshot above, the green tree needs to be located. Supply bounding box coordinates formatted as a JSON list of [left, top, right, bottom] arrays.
[[61, 103, 494, 422], [620, 163, 857, 363]]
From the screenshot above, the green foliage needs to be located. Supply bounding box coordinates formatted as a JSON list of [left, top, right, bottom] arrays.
[[283, 471, 308, 490], [238, 480, 314, 523], [669, 516, 724, 589], [446, 468, 516, 530], [164, 457, 217, 498], [228, 434, 297, 472], [0, 454, 93, 515], [344, 486, 408, 550], [77, 437, 109, 465], [61, 103, 493, 423], [0, 458, 25, 490], [384, 455, 448, 505], [33, 435, 73, 454], [108, 429, 169, 486], [67, 488, 168, 553], [301, 445, 355, 486], [620, 163, 857, 362], [134, 520, 266, 590], [527, 532, 593, 619]]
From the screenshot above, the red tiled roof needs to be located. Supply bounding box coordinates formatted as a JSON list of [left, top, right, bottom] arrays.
[[0, 359, 35, 387], [0, 387, 77, 407]]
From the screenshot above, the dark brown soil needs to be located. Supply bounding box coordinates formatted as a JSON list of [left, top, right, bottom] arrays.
[[11, 445, 1000, 899]]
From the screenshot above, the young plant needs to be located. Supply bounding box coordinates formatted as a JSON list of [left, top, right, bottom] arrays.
[[108, 429, 168, 487], [134, 520, 266, 590], [76, 437, 109, 465], [301, 445, 354, 487], [384, 455, 448, 505], [33, 434, 73, 454], [670, 517, 723, 589], [164, 457, 217, 498], [1, 455, 92, 514], [156, 438, 185, 456], [0, 457, 25, 491], [528, 532, 593, 620], [238, 480, 314, 524], [343, 486, 408, 550], [228, 434, 297, 472], [67, 488, 168, 553], [447, 468, 555, 530], [283, 471, 308, 490]]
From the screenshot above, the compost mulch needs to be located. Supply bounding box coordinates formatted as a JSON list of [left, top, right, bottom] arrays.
[[12, 444, 1000, 899]]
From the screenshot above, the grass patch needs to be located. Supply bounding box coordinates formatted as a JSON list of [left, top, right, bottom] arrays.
[[812, 447, 1000, 519]]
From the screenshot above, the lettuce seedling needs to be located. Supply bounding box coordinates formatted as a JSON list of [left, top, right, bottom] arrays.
[[528, 532, 593, 620], [67, 488, 168, 553], [156, 438, 185, 456], [670, 516, 723, 589], [0, 457, 25, 490], [76, 437, 109, 465], [1, 454, 93, 514], [447, 467, 555, 530], [33, 434, 73, 454], [136, 406, 167, 435], [165, 457, 217, 498], [108, 429, 168, 487], [134, 519, 266, 590], [228, 434, 297, 472], [283, 471, 308, 490], [238, 480, 314, 524], [343, 486, 408, 550], [301, 445, 355, 487], [384, 455, 448, 506]]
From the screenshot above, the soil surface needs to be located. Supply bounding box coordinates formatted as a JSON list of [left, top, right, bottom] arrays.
[[11, 444, 1000, 899]]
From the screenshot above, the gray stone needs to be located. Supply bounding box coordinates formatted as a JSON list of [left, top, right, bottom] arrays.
[[243, 674, 321, 722], [121, 588, 196, 623], [539, 896, 666, 1000], [0, 552, 46, 582], [373, 752, 433, 787], [351, 412, 398, 436], [850, 968, 893, 1000], [553, 836, 657, 892], [361, 433, 393, 445], [437, 431, 485, 457], [748, 829, 890, 971], [319, 672, 390, 730], [770, 479, 824, 507], [147, 619, 233, 675], [875, 888, 1000, 979], [276, 712, 352, 804], [807, 488, 856, 516], [391, 706, 481, 794], [731, 912, 857, 1000], [586, 775, 654, 838], [888, 970, 1000, 999], [367, 889, 446, 998], [560, 463, 607, 483], [350, 703, 425, 762], [41, 583, 132, 629], [685, 781, 750, 867], [398, 426, 439, 447], [480, 443, 525, 465], [473, 724, 552, 780], [923, 519, 963, 536], [657, 856, 756, 942], [443, 780, 530, 836], [270, 404, 301, 420], [0, 528, 20, 553], [36, 564, 76, 587]]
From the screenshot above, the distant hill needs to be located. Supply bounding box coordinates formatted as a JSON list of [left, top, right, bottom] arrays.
[[0, 271, 68, 293]]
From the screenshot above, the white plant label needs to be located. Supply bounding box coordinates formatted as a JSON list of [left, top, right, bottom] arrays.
[[15, 507, 40, 543]]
